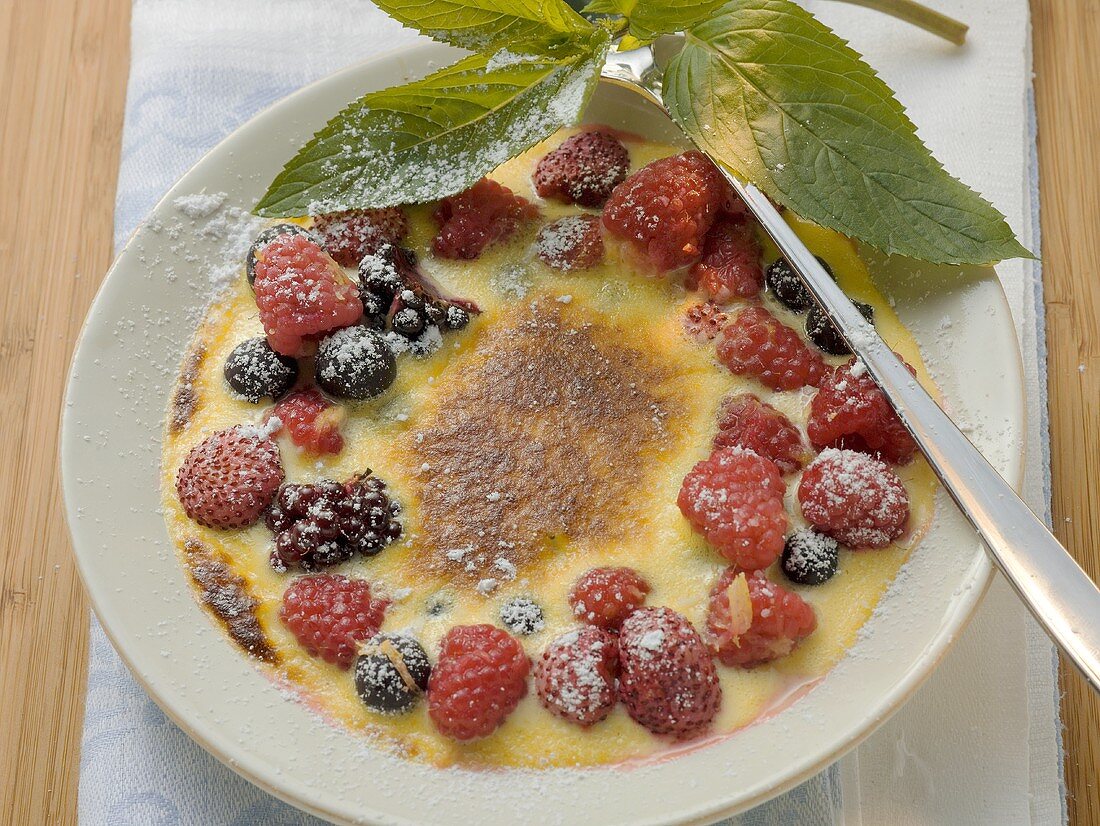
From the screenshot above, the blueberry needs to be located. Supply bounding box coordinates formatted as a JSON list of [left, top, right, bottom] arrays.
[[222, 337, 297, 402], [392, 307, 425, 337], [499, 597, 545, 636], [764, 255, 836, 313], [443, 305, 470, 331], [781, 529, 839, 585], [315, 326, 397, 400], [805, 301, 875, 356], [246, 224, 317, 286], [354, 633, 432, 715]]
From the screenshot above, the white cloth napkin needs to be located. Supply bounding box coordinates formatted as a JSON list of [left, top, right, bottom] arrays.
[[79, 1, 1063, 822]]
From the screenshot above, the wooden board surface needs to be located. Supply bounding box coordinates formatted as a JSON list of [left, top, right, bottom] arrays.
[[0, 0, 1094, 823], [1032, 1, 1100, 823], [0, 0, 131, 822]]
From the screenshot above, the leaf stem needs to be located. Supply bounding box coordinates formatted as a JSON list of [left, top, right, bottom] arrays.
[[826, 0, 968, 45]]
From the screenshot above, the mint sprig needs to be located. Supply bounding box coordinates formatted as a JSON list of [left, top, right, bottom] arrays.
[[256, 0, 1031, 266]]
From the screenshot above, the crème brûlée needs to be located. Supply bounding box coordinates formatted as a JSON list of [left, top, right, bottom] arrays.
[[161, 126, 938, 769]]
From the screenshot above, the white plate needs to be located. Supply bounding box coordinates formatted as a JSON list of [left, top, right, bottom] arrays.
[[61, 42, 1024, 826]]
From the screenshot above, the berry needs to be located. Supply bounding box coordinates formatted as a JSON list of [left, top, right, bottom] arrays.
[[807, 358, 917, 463], [798, 448, 910, 549], [687, 215, 763, 301], [499, 597, 545, 636], [617, 607, 721, 738], [357, 243, 415, 326], [535, 215, 604, 271], [534, 627, 619, 727], [223, 337, 298, 403], [682, 302, 728, 343], [781, 529, 840, 586], [717, 305, 826, 391], [246, 224, 317, 286], [427, 624, 531, 740], [279, 574, 388, 669], [315, 326, 397, 400], [432, 178, 539, 260], [568, 567, 650, 631], [354, 633, 432, 714], [677, 447, 788, 571], [312, 208, 408, 267], [175, 425, 283, 529], [533, 129, 629, 207], [267, 472, 402, 571], [252, 233, 363, 357], [764, 255, 835, 313], [805, 301, 874, 356], [704, 567, 817, 668], [713, 393, 808, 475], [602, 151, 732, 272], [270, 387, 345, 455]]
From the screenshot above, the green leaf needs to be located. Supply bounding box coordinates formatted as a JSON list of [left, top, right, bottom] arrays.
[[620, 0, 730, 42], [664, 0, 1031, 264], [371, 0, 593, 52], [255, 35, 609, 217], [582, 0, 635, 14]]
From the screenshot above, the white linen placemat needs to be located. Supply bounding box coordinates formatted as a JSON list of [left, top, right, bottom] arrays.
[[79, 1, 1063, 822]]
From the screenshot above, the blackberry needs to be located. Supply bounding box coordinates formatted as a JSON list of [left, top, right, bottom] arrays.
[[246, 224, 317, 286], [267, 472, 402, 572], [764, 255, 836, 313], [315, 326, 397, 400], [499, 597, 545, 636], [781, 529, 839, 585], [357, 244, 413, 304], [355, 633, 432, 715], [805, 301, 875, 356], [223, 337, 297, 402]]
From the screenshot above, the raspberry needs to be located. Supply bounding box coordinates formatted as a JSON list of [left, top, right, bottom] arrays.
[[677, 447, 788, 571], [534, 627, 619, 727], [617, 607, 721, 738], [270, 387, 345, 455], [569, 567, 650, 631], [252, 233, 363, 357], [175, 425, 283, 529], [312, 208, 408, 267], [266, 473, 402, 571], [602, 151, 732, 272], [807, 358, 917, 463], [713, 393, 809, 475], [279, 574, 389, 669], [535, 215, 604, 271], [533, 129, 630, 207], [798, 448, 910, 549], [682, 302, 729, 342], [717, 306, 826, 391], [427, 624, 531, 740], [704, 567, 817, 668], [432, 178, 539, 260], [687, 215, 763, 301]]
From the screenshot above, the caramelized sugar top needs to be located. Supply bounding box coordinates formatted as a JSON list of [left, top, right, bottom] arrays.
[[405, 298, 688, 583]]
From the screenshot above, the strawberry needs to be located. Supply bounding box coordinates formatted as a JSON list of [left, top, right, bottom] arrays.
[[533, 129, 630, 207], [175, 425, 283, 529], [617, 607, 721, 738], [534, 627, 619, 726]]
